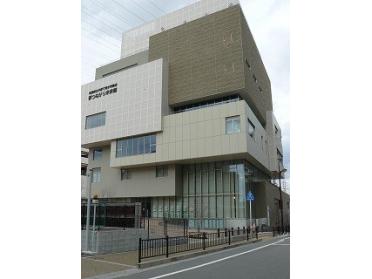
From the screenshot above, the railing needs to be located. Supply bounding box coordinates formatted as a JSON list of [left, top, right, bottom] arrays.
[[138, 226, 259, 263]]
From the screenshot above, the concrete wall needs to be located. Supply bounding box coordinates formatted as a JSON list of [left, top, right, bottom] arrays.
[[266, 111, 284, 172], [95, 51, 149, 80], [110, 100, 271, 173], [88, 146, 181, 198], [81, 58, 168, 147], [121, 0, 239, 58], [81, 228, 147, 253]]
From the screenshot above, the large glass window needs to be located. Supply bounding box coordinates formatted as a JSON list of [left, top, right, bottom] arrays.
[[85, 112, 106, 129], [92, 168, 101, 183], [225, 116, 240, 134], [116, 134, 156, 157]]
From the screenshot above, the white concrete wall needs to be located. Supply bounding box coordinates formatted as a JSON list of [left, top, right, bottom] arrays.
[[110, 100, 271, 172], [81, 58, 168, 147], [266, 111, 283, 172], [121, 0, 239, 58], [81, 175, 87, 198], [88, 146, 179, 198]]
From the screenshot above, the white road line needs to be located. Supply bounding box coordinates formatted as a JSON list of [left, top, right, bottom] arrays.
[[148, 237, 290, 279], [273, 244, 290, 246], [82, 257, 135, 268]]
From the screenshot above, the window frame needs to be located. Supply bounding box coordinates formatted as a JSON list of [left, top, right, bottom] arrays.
[[247, 118, 255, 138], [93, 148, 103, 160], [120, 168, 130, 180], [91, 168, 101, 183], [225, 116, 241, 134], [156, 166, 168, 178], [85, 111, 106, 129]]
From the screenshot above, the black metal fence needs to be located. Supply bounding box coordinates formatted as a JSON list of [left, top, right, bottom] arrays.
[[138, 226, 258, 263]]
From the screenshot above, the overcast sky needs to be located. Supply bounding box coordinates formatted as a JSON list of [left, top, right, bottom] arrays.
[[81, 0, 290, 190]]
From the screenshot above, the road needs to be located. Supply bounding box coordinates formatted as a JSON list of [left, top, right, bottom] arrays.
[[112, 236, 290, 279]]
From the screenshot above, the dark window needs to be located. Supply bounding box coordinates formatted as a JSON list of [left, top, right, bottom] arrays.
[[156, 166, 168, 177], [93, 148, 102, 160], [245, 58, 251, 69], [121, 168, 130, 180], [248, 119, 255, 138], [81, 166, 87, 176]]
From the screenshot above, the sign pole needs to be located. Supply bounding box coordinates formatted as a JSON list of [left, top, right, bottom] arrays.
[[249, 199, 252, 232]]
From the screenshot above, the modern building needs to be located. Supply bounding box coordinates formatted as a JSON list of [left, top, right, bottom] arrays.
[[81, 0, 289, 230]]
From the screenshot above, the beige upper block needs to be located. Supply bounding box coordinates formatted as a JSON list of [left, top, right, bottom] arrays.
[[110, 100, 272, 172]]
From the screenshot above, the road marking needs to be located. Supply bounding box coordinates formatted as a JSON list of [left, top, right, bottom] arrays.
[[148, 237, 290, 279], [82, 257, 135, 268], [273, 243, 290, 246]]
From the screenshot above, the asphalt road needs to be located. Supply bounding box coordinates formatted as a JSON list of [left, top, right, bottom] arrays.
[[114, 236, 290, 279]]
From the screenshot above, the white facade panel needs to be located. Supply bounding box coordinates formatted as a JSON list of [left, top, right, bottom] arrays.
[[81, 58, 168, 146], [121, 0, 240, 58]]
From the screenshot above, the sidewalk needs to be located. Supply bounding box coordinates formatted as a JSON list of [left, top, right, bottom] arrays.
[[81, 232, 278, 278]]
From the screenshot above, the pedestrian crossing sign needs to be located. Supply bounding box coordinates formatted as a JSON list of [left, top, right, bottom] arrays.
[[246, 191, 254, 201]]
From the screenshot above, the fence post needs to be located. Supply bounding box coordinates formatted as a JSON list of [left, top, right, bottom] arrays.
[[138, 238, 142, 264], [217, 228, 220, 238], [228, 230, 231, 245], [202, 232, 206, 250], [166, 236, 169, 258]]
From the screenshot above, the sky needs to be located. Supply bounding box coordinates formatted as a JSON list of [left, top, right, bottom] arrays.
[[81, 0, 290, 191]]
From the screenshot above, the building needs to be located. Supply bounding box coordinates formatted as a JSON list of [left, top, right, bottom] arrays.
[[81, 0, 289, 230]]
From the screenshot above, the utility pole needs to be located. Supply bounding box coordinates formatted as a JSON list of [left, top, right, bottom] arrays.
[[277, 160, 286, 234], [84, 169, 92, 252]]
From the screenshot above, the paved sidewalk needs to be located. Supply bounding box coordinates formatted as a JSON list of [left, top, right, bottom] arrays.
[[81, 232, 278, 278], [82, 250, 138, 278]]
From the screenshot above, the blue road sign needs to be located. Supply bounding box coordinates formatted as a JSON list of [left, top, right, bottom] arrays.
[[246, 191, 254, 201]]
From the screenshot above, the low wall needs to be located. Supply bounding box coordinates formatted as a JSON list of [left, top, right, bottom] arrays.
[[82, 228, 147, 253]]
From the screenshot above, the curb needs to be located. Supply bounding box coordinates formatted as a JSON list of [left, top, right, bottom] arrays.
[[138, 238, 263, 269]]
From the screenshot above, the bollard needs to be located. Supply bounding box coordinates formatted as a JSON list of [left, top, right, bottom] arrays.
[[247, 227, 249, 241], [138, 238, 142, 263], [225, 228, 228, 237], [217, 228, 220, 238], [202, 232, 206, 250], [237, 227, 240, 235], [228, 230, 231, 245], [243, 226, 246, 234], [231, 227, 234, 236], [166, 236, 169, 258]]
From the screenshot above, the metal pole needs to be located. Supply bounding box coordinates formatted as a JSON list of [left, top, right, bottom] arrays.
[[249, 200, 252, 235], [85, 169, 92, 252], [147, 209, 150, 239], [278, 162, 284, 234], [92, 201, 97, 251]]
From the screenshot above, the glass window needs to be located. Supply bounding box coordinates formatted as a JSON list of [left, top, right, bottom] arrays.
[[116, 134, 156, 158], [85, 112, 106, 129], [91, 168, 101, 183], [120, 168, 130, 180], [225, 116, 240, 134], [93, 148, 102, 160], [156, 166, 168, 177], [248, 119, 255, 138]]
